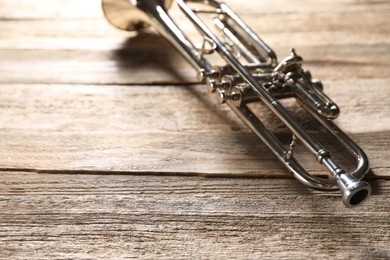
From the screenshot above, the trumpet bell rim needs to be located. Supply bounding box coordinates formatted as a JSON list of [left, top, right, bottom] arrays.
[[102, 0, 173, 31]]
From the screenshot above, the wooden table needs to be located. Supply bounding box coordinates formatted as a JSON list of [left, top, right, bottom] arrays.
[[1, 0, 389, 258]]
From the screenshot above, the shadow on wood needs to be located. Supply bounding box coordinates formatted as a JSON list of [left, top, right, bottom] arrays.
[[112, 33, 191, 85]]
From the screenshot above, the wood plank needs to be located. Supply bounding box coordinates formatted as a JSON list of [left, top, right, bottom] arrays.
[[0, 83, 388, 177], [0, 172, 389, 259], [0, 0, 389, 85], [1, 0, 389, 20], [1, 40, 388, 85], [0, 0, 103, 19], [0, 0, 389, 258]]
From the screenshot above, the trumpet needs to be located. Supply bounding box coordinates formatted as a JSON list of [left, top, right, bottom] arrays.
[[102, 0, 372, 207]]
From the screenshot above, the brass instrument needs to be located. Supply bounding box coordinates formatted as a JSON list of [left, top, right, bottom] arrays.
[[102, 0, 371, 207]]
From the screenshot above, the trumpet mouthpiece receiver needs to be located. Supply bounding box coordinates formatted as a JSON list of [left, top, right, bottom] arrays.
[[337, 174, 371, 208]]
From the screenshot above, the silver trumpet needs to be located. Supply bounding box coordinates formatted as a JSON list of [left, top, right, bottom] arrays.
[[102, 0, 372, 207]]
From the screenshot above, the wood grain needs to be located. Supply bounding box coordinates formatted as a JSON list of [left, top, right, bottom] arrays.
[[0, 0, 389, 258], [0, 0, 389, 84], [0, 172, 389, 259], [0, 83, 389, 177]]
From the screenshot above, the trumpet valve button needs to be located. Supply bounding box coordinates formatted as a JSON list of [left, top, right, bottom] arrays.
[[217, 89, 228, 103], [206, 79, 217, 93], [216, 89, 241, 104], [207, 79, 230, 93], [197, 69, 220, 82]]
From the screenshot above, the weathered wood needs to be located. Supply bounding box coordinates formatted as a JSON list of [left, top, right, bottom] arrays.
[[1, 37, 387, 84], [0, 0, 389, 84], [0, 83, 388, 177], [0, 0, 389, 258], [0, 172, 389, 259]]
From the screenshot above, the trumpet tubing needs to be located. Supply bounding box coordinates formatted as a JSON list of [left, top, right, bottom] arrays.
[[102, 0, 371, 207]]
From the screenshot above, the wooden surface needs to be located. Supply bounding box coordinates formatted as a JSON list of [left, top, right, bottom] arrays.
[[0, 0, 389, 258]]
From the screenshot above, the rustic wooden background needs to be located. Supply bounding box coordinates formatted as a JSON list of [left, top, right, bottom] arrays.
[[0, 0, 389, 258]]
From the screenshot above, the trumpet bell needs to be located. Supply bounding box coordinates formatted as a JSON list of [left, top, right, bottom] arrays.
[[102, 0, 173, 31]]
